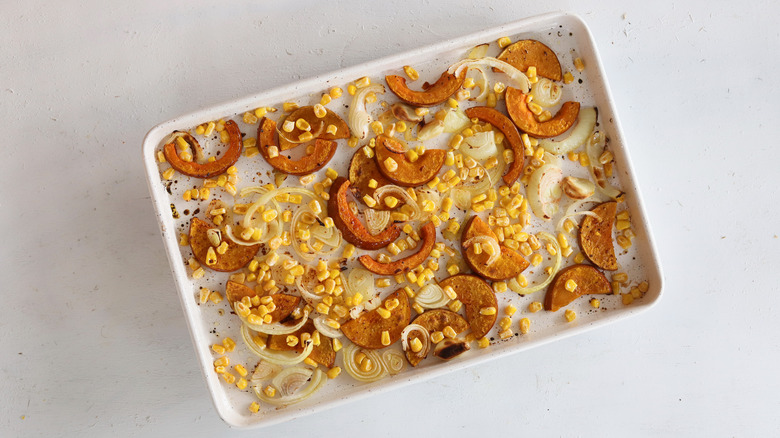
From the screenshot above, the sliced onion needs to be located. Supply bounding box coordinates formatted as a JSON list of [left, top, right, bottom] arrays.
[[382, 350, 406, 375], [374, 185, 421, 220], [253, 368, 326, 406], [364, 296, 381, 311], [448, 57, 531, 93], [241, 324, 315, 365], [250, 360, 281, 382], [461, 131, 497, 161], [349, 83, 385, 139], [365, 208, 391, 236], [291, 207, 316, 261], [310, 223, 341, 248], [348, 304, 364, 320], [530, 78, 563, 107], [313, 315, 343, 339], [223, 224, 257, 247], [586, 131, 624, 200], [401, 324, 431, 358], [527, 164, 563, 220], [459, 145, 505, 196], [508, 232, 562, 295], [555, 199, 600, 233], [414, 284, 450, 309], [272, 366, 313, 397], [342, 343, 387, 383], [451, 188, 472, 210], [238, 309, 310, 335], [417, 119, 445, 141], [295, 273, 323, 303], [538, 107, 597, 155], [468, 43, 489, 59], [468, 66, 489, 102], [463, 235, 500, 266], [415, 188, 441, 217], [442, 109, 470, 133], [346, 268, 375, 300]]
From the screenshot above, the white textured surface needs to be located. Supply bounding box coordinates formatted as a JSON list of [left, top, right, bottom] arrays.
[[1, 1, 778, 437]]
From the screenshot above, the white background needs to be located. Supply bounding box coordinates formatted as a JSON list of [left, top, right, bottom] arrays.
[[2, 1, 779, 436]]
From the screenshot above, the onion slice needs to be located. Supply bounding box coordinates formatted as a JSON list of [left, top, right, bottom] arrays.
[[401, 323, 431, 358], [530, 78, 563, 107], [461, 131, 497, 161], [253, 368, 327, 406], [349, 83, 385, 139], [381, 350, 406, 375], [555, 199, 600, 233], [414, 284, 451, 309], [526, 164, 563, 220], [365, 208, 391, 236], [508, 232, 562, 295], [538, 107, 597, 155], [448, 57, 531, 93], [373, 185, 421, 220], [586, 131, 625, 200], [313, 315, 343, 339], [250, 360, 281, 382], [241, 324, 315, 365], [342, 343, 387, 383], [463, 235, 501, 266]]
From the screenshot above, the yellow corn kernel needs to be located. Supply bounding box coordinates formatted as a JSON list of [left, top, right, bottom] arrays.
[[263, 385, 276, 398], [234, 377, 248, 390], [588, 298, 601, 309], [479, 306, 497, 316], [214, 356, 229, 368], [298, 131, 313, 142], [449, 134, 463, 150], [564, 309, 576, 322], [617, 235, 632, 248], [565, 279, 578, 293], [486, 92, 497, 108], [478, 337, 490, 348], [162, 167, 175, 180], [564, 71, 574, 84], [622, 293, 634, 305], [383, 157, 398, 173], [527, 301, 542, 313], [376, 278, 391, 289], [211, 344, 226, 355], [638, 281, 649, 293], [355, 76, 371, 88], [249, 401, 260, 413], [616, 220, 631, 231], [192, 267, 205, 279], [499, 317, 512, 331], [528, 101, 543, 115], [519, 318, 530, 334], [528, 253, 543, 267], [430, 331, 445, 344], [493, 281, 508, 293], [222, 372, 236, 384], [380, 330, 391, 346], [631, 286, 642, 299], [574, 57, 585, 72], [497, 36, 512, 48], [325, 366, 342, 380], [402, 65, 419, 81], [498, 328, 513, 339], [382, 195, 400, 209]]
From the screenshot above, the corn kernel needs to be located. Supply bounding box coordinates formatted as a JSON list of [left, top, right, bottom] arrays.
[[381, 330, 391, 346], [574, 57, 585, 72], [622, 293, 634, 305], [565, 279, 578, 293], [590, 298, 601, 308], [519, 318, 530, 334], [497, 36, 512, 48], [564, 71, 574, 84], [430, 331, 445, 343], [402, 65, 419, 81], [478, 337, 490, 348], [249, 401, 260, 413], [528, 301, 542, 313], [499, 317, 512, 331], [564, 309, 576, 322], [479, 306, 497, 316]]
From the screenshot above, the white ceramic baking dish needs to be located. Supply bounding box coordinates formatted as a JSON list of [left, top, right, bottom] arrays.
[[142, 11, 663, 428]]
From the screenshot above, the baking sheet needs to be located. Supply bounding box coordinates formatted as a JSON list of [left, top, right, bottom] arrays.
[[142, 12, 663, 428]]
